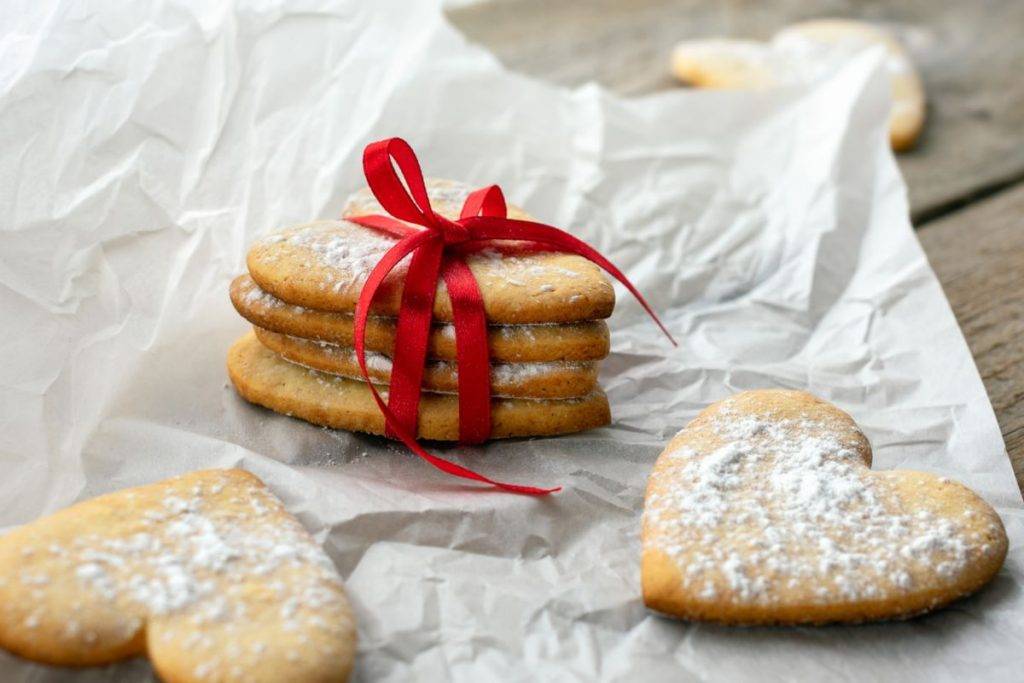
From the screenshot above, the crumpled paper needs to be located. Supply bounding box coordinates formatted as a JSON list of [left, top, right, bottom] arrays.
[[1, 1, 1021, 680]]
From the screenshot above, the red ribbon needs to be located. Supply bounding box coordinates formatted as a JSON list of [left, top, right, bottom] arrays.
[[347, 138, 675, 495]]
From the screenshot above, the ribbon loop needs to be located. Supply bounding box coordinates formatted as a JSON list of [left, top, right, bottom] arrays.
[[346, 137, 674, 495], [363, 138, 439, 227], [460, 186, 507, 220]]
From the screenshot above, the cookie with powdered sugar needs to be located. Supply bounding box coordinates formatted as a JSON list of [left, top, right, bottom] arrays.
[[245, 179, 615, 324], [252, 326, 599, 400], [228, 332, 610, 440], [671, 19, 925, 151], [0, 469, 356, 681], [230, 275, 611, 363], [642, 390, 1006, 624]]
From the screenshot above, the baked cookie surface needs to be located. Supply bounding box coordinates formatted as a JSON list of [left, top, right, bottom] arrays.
[[0, 469, 356, 682], [230, 274, 611, 362], [253, 326, 599, 399], [245, 179, 615, 324], [228, 332, 610, 441], [671, 39, 781, 89], [642, 390, 1007, 625]]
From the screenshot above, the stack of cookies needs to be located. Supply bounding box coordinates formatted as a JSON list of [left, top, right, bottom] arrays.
[[227, 180, 616, 440]]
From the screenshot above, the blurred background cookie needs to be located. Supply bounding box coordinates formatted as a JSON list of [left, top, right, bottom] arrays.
[[670, 18, 926, 151]]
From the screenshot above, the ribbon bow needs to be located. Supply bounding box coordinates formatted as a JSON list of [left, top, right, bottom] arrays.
[[347, 138, 674, 495]]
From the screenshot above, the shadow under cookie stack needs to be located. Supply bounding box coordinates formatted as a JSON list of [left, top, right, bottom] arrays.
[[228, 180, 616, 441]]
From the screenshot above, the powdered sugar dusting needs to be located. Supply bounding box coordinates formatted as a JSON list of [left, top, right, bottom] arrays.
[[465, 247, 585, 282], [490, 360, 586, 384], [645, 397, 1002, 606], [12, 471, 353, 673], [71, 478, 344, 617], [256, 220, 398, 291], [241, 279, 286, 309]]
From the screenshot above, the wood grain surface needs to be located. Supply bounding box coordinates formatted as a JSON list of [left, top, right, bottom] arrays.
[[918, 185, 1024, 489], [448, 0, 1024, 492]]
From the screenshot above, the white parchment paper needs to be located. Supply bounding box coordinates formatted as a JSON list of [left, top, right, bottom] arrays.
[[1, 1, 1022, 680]]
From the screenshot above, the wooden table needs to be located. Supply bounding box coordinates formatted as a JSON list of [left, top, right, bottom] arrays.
[[449, 0, 1024, 493]]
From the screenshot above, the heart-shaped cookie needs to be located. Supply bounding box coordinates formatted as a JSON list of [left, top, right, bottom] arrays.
[[642, 390, 1007, 624], [0, 469, 356, 681]]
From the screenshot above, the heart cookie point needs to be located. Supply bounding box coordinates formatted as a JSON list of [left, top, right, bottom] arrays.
[[642, 390, 1007, 625], [0, 469, 356, 681]]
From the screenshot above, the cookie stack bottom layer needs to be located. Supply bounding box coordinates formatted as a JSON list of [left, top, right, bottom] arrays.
[[228, 332, 611, 441]]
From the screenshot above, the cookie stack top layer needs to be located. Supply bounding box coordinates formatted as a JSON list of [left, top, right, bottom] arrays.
[[246, 180, 615, 324]]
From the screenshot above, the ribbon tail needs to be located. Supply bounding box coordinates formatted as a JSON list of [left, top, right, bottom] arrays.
[[353, 231, 433, 361], [353, 230, 558, 495], [346, 213, 419, 239], [382, 417, 561, 495], [386, 237, 444, 438], [440, 255, 492, 445], [466, 217, 678, 345], [362, 138, 439, 225]]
